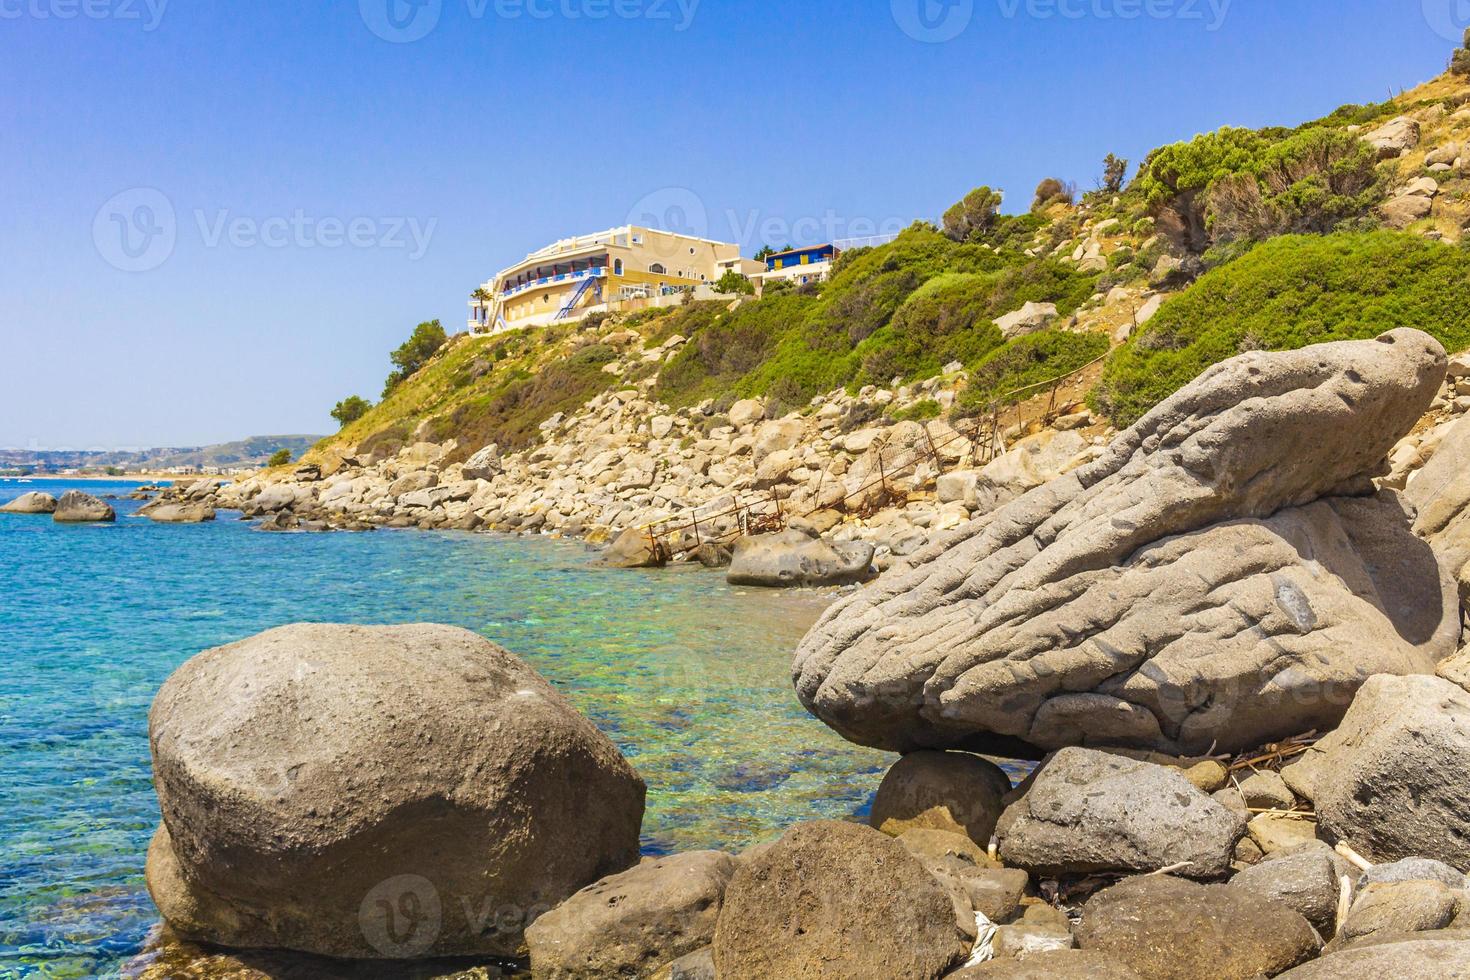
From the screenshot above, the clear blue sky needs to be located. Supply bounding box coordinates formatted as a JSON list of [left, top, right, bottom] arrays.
[[1, 0, 1459, 449]]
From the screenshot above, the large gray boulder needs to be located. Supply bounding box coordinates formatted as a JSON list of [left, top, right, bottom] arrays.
[[1290, 673, 1470, 869], [462, 443, 502, 481], [53, 489, 116, 523], [794, 330, 1457, 757], [727, 529, 874, 588], [712, 820, 967, 980], [1076, 875, 1320, 980], [146, 624, 646, 960], [525, 851, 736, 979], [1326, 880, 1463, 952], [996, 748, 1244, 879], [0, 491, 57, 514]]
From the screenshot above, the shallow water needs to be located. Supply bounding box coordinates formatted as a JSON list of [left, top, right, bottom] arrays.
[[0, 479, 898, 978]]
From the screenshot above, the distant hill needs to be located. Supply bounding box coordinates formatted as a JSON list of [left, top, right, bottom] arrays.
[[0, 435, 324, 473]]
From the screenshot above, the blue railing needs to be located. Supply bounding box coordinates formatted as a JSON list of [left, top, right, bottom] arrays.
[[501, 266, 607, 299]]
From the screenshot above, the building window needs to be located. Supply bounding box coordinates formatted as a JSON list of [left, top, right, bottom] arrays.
[[614, 258, 624, 276], [649, 263, 667, 275]]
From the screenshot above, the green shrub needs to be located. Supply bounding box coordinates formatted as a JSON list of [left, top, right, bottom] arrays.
[[330, 395, 372, 428], [383, 319, 447, 397], [1093, 232, 1470, 426], [713, 269, 755, 295], [943, 186, 1003, 242], [266, 448, 292, 468], [955, 330, 1109, 416], [1136, 126, 1383, 251], [889, 399, 942, 423]]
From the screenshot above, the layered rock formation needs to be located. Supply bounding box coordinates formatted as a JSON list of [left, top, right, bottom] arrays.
[[793, 329, 1460, 757], [146, 624, 645, 960]]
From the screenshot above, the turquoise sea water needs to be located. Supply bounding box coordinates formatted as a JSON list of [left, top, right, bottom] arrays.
[[0, 479, 896, 978]]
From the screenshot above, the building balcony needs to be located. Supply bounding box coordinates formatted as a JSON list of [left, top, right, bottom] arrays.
[[500, 265, 608, 300]]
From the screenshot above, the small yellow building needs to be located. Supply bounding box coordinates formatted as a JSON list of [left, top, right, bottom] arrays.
[[469, 226, 759, 334]]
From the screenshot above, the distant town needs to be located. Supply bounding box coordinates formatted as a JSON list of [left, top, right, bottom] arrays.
[[0, 435, 323, 479]]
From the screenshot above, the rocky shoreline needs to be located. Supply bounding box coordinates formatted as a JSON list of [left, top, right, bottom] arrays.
[[106, 328, 1470, 978]]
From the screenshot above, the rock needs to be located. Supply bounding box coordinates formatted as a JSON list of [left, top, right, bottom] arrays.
[[1327, 880, 1461, 952], [145, 503, 217, 524], [793, 330, 1456, 758], [146, 624, 646, 959], [996, 749, 1243, 879], [650, 415, 675, 439], [602, 526, 667, 569], [869, 751, 1011, 846], [1247, 811, 1319, 855], [1408, 414, 1470, 610], [1134, 292, 1166, 325], [1402, 176, 1440, 198], [897, 828, 1020, 935], [657, 946, 714, 980], [751, 418, 804, 464], [1360, 857, 1468, 889], [1295, 674, 1470, 868], [1076, 875, 1320, 980], [1150, 253, 1200, 288], [0, 491, 57, 514], [1238, 770, 1295, 811], [1231, 846, 1343, 936], [727, 399, 765, 428], [994, 301, 1058, 339], [525, 850, 736, 979], [712, 820, 968, 980], [948, 949, 1143, 979], [727, 529, 874, 588], [1364, 116, 1421, 159], [52, 490, 116, 523], [936, 470, 979, 507], [1380, 194, 1433, 229], [462, 443, 501, 481], [1275, 939, 1470, 979]]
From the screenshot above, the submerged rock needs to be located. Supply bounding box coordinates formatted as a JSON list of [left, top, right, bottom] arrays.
[[143, 502, 216, 524], [0, 491, 57, 514], [52, 489, 116, 523], [727, 529, 875, 588], [602, 526, 667, 569], [793, 330, 1457, 757], [146, 624, 646, 960], [712, 820, 967, 980]]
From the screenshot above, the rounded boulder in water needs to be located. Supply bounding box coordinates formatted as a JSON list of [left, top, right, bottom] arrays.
[[145, 623, 646, 960]]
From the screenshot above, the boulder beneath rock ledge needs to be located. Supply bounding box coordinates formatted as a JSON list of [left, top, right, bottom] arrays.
[[794, 329, 1457, 757], [52, 490, 116, 523], [712, 820, 967, 980], [869, 750, 1011, 846], [146, 624, 646, 960], [727, 529, 874, 588], [0, 491, 57, 514], [525, 850, 736, 979], [996, 748, 1244, 879], [1076, 875, 1320, 980], [1292, 673, 1470, 869]]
